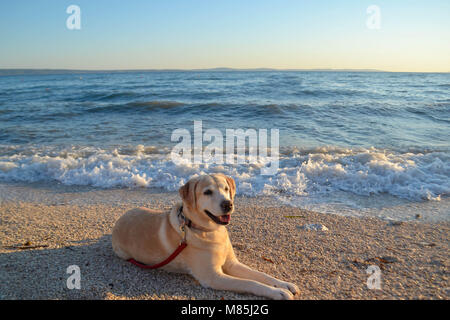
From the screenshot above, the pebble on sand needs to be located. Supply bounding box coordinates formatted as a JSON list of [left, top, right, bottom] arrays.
[[297, 223, 329, 231]]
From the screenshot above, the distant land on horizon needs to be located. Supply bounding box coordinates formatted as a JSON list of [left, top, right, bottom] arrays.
[[0, 68, 449, 76], [0, 68, 388, 76]]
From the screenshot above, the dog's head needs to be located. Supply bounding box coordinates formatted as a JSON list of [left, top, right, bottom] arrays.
[[179, 173, 236, 229]]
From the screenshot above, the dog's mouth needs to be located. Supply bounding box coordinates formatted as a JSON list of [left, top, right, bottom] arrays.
[[204, 210, 231, 225]]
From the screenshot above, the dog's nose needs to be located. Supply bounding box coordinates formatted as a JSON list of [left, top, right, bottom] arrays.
[[221, 200, 233, 213]]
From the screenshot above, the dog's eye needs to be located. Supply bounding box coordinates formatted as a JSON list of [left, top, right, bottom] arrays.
[[204, 190, 212, 195], [224, 187, 229, 192]]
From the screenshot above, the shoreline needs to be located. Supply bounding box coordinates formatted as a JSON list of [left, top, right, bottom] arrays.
[[0, 181, 448, 223], [0, 188, 448, 300]]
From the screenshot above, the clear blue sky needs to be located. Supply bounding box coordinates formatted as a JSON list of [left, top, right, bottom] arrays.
[[1, 0, 449, 71]]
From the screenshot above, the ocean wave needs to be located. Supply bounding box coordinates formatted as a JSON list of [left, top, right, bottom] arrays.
[[68, 91, 140, 102], [86, 100, 185, 113], [0, 109, 13, 115], [126, 100, 184, 108], [291, 88, 364, 98], [0, 145, 448, 202]]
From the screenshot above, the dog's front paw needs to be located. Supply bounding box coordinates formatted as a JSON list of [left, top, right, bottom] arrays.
[[268, 287, 294, 300], [274, 281, 300, 296], [284, 282, 300, 296]]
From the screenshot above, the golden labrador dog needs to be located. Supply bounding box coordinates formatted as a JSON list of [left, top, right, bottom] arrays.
[[112, 173, 299, 299]]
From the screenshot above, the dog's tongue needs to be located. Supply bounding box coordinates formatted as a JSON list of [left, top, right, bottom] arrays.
[[219, 215, 231, 223]]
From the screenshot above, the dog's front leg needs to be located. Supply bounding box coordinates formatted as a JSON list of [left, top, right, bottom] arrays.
[[190, 266, 294, 300], [223, 260, 299, 296]]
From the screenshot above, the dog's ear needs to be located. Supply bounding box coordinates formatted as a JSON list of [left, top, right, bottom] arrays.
[[179, 178, 198, 209], [225, 175, 236, 199]]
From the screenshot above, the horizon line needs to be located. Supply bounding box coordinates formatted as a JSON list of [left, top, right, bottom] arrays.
[[1, 67, 449, 75]]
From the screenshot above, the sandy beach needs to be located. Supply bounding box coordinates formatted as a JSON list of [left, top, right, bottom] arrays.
[[2, 0, 449, 304], [0, 185, 448, 300]]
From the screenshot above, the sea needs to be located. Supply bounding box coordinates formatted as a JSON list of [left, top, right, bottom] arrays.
[[0, 70, 449, 221]]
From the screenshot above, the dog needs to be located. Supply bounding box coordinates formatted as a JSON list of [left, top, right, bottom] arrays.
[[112, 173, 299, 299]]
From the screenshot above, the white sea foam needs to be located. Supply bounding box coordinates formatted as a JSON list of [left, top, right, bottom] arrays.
[[0, 145, 448, 204]]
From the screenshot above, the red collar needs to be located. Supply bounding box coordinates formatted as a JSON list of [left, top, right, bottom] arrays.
[[127, 242, 186, 270]]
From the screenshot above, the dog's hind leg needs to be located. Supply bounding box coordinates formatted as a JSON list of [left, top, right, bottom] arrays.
[[112, 242, 131, 260]]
